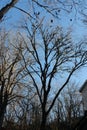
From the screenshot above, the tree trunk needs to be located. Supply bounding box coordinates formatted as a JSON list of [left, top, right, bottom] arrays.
[[0, 109, 5, 129], [40, 112, 47, 130], [0, 97, 8, 128]]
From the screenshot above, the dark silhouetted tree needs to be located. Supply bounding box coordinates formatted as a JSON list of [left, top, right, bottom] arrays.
[[17, 20, 87, 130]]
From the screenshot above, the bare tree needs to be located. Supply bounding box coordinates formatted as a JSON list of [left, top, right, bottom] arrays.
[[61, 83, 83, 128], [64, 84, 83, 122], [52, 98, 66, 130], [16, 19, 87, 130], [0, 30, 27, 128], [51, 83, 83, 130]]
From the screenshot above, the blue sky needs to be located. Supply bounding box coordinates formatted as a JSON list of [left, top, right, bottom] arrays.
[[0, 0, 87, 88]]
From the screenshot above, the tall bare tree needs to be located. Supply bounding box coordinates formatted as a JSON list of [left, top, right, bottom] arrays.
[[0, 30, 27, 128], [17, 20, 87, 130]]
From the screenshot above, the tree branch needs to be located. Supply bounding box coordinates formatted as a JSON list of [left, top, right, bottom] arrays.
[[0, 0, 19, 20]]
